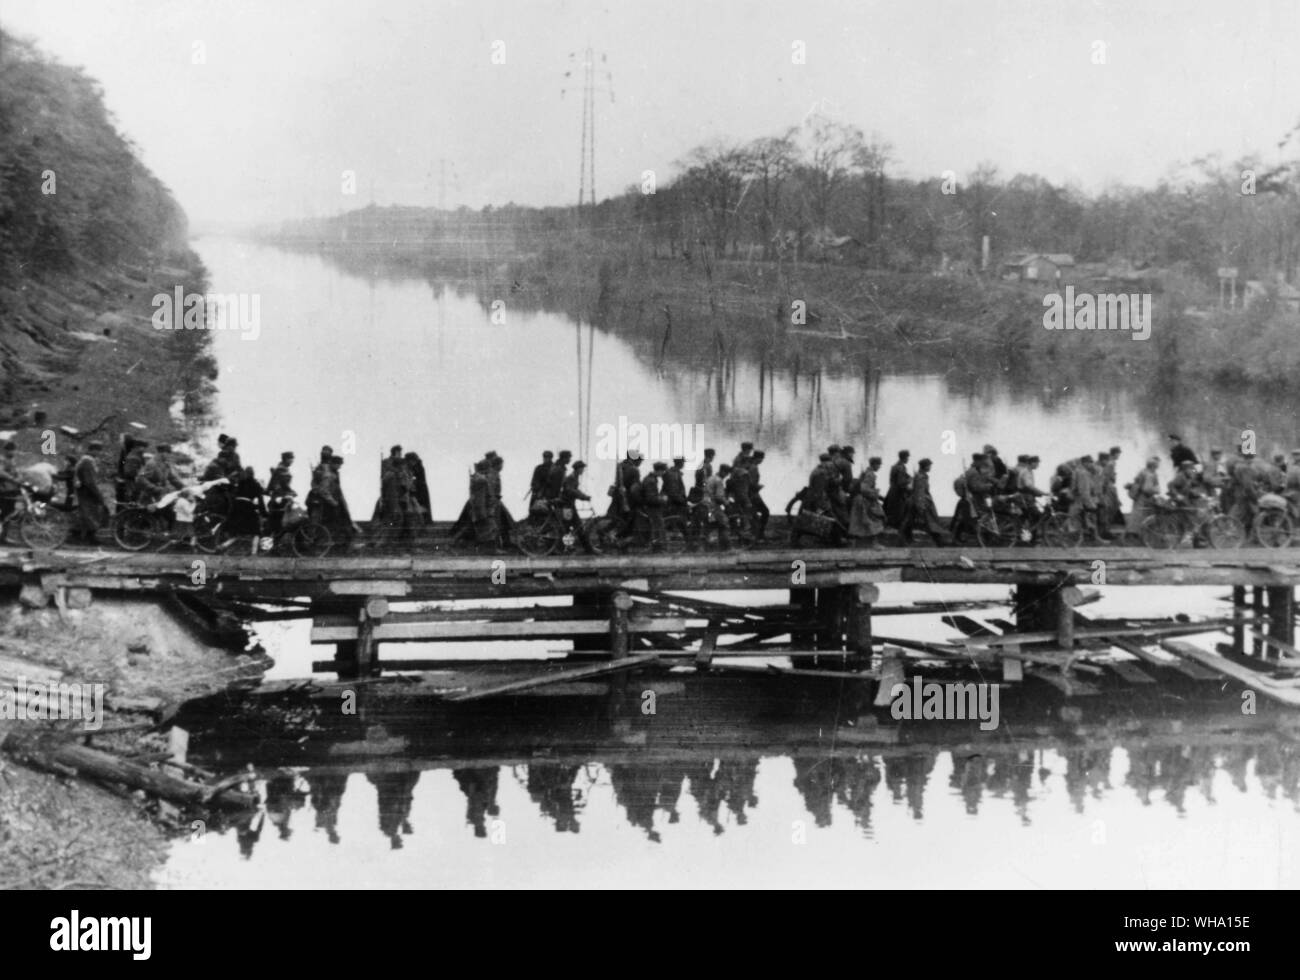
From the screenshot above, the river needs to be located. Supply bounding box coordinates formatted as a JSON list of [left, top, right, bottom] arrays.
[[153, 236, 1300, 889]]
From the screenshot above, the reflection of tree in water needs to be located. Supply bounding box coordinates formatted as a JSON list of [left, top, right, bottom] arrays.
[[688, 758, 759, 835], [265, 773, 310, 841], [608, 762, 691, 843], [525, 764, 584, 834], [791, 755, 881, 832], [883, 753, 935, 821], [307, 772, 348, 844], [368, 770, 421, 849], [452, 767, 500, 839]]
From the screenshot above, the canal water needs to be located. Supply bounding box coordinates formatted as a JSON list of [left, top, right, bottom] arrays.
[[153, 237, 1300, 888]]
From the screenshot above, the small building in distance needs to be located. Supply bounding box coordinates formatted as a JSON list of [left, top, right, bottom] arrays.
[[1000, 252, 1076, 282]]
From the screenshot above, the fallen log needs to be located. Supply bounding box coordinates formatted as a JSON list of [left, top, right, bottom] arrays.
[[0, 732, 259, 810]]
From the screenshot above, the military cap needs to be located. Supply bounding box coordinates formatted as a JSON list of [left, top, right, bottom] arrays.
[[485, 450, 499, 460], [869, 456, 882, 466], [672, 456, 685, 463], [752, 450, 766, 459], [557, 449, 572, 460], [1080, 454, 1094, 463], [841, 445, 855, 455], [703, 448, 716, 457], [653, 461, 668, 471], [972, 452, 987, 460], [898, 449, 910, 458], [281, 451, 295, 460], [718, 463, 733, 475], [391, 444, 403, 454], [330, 455, 344, 464], [321, 445, 333, 456], [828, 444, 841, 454], [1016, 454, 1029, 462], [818, 453, 832, 462], [740, 441, 753, 450], [542, 450, 554, 459], [919, 457, 933, 467], [573, 460, 587, 470]]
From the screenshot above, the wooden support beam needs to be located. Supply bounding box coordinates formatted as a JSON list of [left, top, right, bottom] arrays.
[[1252, 587, 1264, 657], [873, 651, 905, 707], [445, 653, 658, 702], [1232, 586, 1246, 655], [610, 591, 633, 660]]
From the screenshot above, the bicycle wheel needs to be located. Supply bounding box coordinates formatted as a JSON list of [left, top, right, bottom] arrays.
[[291, 521, 332, 557], [1039, 512, 1082, 548], [516, 515, 561, 556], [20, 506, 71, 550], [1140, 513, 1182, 550], [113, 508, 158, 551], [1205, 514, 1245, 550], [976, 512, 1020, 548], [1254, 509, 1293, 549], [193, 512, 224, 554]]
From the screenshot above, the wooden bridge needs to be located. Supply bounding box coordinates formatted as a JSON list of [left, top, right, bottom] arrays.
[[5, 543, 1300, 705]]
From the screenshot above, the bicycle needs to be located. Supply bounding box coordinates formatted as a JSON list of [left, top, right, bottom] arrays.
[[112, 487, 226, 553], [1251, 493, 1293, 549], [1, 483, 73, 550], [1139, 496, 1244, 550], [515, 500, 605, 556], [207, 497, 333, 557], [973, 495, 1024, 548]]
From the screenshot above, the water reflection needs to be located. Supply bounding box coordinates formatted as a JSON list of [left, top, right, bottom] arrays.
[[198, 738, 1300, 861]]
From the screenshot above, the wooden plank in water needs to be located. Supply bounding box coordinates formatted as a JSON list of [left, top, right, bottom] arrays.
[[1026, 668, 1100, 696], [695, 629, 718, 669], [1001, 655, 1023, 682], [445, 654, 659, 702], [1245, 630, 1300, 665], [1159, 640, 1300, 705], [1107, 660, 1157, 684], [1157, 640, 1228, 680], [310, 616, 689, 643], [873, 652, 905, 706]]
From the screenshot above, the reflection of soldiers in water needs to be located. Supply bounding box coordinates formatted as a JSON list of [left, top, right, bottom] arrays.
[[307, 772, 349, 844], [236, 811, 264, 860], [265, 773, 310, 841], [1123, 744, 1215, 815], [949, 753, 989, 817], [1062, 749, 1112, 814], [368, 770, 421, 849], [452, 767, 500, 839], [986, 752, 1035, 825], [688, 759, 759, 835], [609, 763, 688, 843], [525, 764, 583, 834], [883, 753, 935, 821], [791, 755, 880, 832]]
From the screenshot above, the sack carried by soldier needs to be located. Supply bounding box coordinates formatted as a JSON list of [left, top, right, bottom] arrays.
[[1258, 492, 1288, 512]]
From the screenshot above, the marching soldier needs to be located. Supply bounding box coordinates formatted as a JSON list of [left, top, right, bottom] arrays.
[[663, 456, 688, 519], [749, 450, 770, 541], [848, 455, 886, 548], [559, 460, 595, 553], [639, 461, 670, 551], [530, 450, 555, 501], [884, 450, 911, 528], [266, 451, 295, 533], [73, 441, 107, 544]]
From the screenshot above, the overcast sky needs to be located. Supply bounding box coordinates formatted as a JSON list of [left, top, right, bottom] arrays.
[[6, 0, 1300, 226]]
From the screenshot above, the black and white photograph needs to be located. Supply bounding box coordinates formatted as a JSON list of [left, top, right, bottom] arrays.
[[0, 0, 1294, 912]]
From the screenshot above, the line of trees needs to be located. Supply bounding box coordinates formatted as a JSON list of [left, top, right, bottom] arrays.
[[271, 111, 1300, 292]]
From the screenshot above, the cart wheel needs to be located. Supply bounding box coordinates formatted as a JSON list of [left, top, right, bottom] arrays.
[[1206, 514, 1245, 550], [1254, 509, 1293, 549]]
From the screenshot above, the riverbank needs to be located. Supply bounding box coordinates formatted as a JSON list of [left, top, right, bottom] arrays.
[[269, 231, 1248, 392]]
